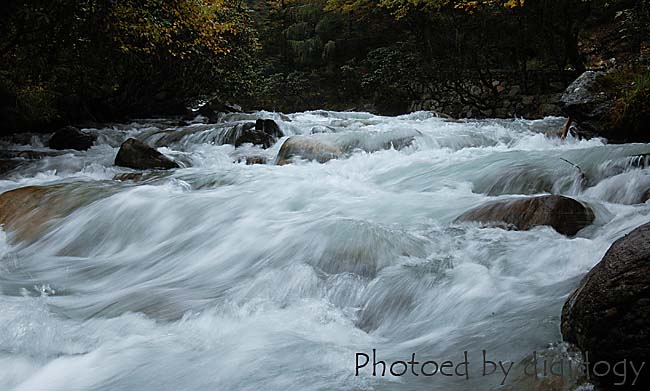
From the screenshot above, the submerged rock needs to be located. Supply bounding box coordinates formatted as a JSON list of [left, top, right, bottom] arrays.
[[276, 129, 419, 165], [48, 126, 96, 151], [561, 222, 650, 388], [0, 184, 113, 243], [276, 137, 343, 165], [455, 195, 594, 236], [115, 138, 179, 170]]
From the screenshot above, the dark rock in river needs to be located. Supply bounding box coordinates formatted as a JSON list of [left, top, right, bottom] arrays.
[[255, 119, 284, 139], [48, 126, 96, 151], [223, 119, 283, 148], [276, 137, 343, 165], [115, 138, 179, 170], [455, 195, 594, 236], [561, 222, 650, 389]]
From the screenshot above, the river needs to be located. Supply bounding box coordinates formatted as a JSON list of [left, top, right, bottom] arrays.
[[1, 111, 649, 390]]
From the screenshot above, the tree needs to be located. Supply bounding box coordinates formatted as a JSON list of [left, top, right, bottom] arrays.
[[0, 0, 260, 133]]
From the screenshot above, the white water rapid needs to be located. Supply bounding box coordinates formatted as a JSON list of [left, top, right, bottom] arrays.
[[1, 111, 649, 391]]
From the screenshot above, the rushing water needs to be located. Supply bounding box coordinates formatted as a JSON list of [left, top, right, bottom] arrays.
[[0, 111, 649, 391]]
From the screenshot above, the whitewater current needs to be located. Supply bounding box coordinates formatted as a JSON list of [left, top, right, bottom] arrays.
[[0, 111, 649, 391]]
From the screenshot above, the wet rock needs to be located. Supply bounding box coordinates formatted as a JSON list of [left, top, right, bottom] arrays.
[[115, 138, 179, 170], [276, 129, 419, 165], [276, 137, 343, 165], [223, 123, 270, 148], [561, 222, 650, 388], [48, 126, 96, 151], [455, 195, 594, 236], [223, 120, 283, 149], [0, 184, 113, 243], [237, 155, 267, 165], [255, 119, 284, 139]]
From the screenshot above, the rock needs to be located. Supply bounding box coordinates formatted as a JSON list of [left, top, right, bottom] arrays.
[[276, 129, 419, 165], [48, 126, 96, 151], [0, 184, 113, 243], [522, 95, 536, 105], [508, 85, 522, 97], [560, 71, 612, 139], [561, 222, 650, 388], [255, 119, 284, 139], [561, 69, 650, 143], [538, 103, 561, 117], [241, 155, 267, 165], [222, 121, 281, 149], [276, 137, 343, 165], [455, 195, 594, 236], [115, 138, 179, 170]]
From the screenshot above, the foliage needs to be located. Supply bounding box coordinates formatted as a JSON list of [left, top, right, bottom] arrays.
[[0, 0, 259, 132], [606, 68, 650, 136]]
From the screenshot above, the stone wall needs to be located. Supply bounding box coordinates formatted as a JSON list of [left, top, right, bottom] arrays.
[[409, 70, 578, 119]]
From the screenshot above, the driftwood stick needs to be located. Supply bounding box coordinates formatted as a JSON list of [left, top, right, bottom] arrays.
[[560, 116, 572, 140]]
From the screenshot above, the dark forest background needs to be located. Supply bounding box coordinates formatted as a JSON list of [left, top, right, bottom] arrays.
[[1, 0, 648, 134]]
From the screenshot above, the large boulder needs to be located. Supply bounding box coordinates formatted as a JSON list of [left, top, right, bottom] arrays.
[[48, 126, 96, 151], [560, 70, 650, 143], [561, 222, 650, 389], [560, 71, 612, 139], [455, 195, 594, 236], [276, 137, 343, 165], [0, 184, 113, 243], [115, 138, 179, 170]]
